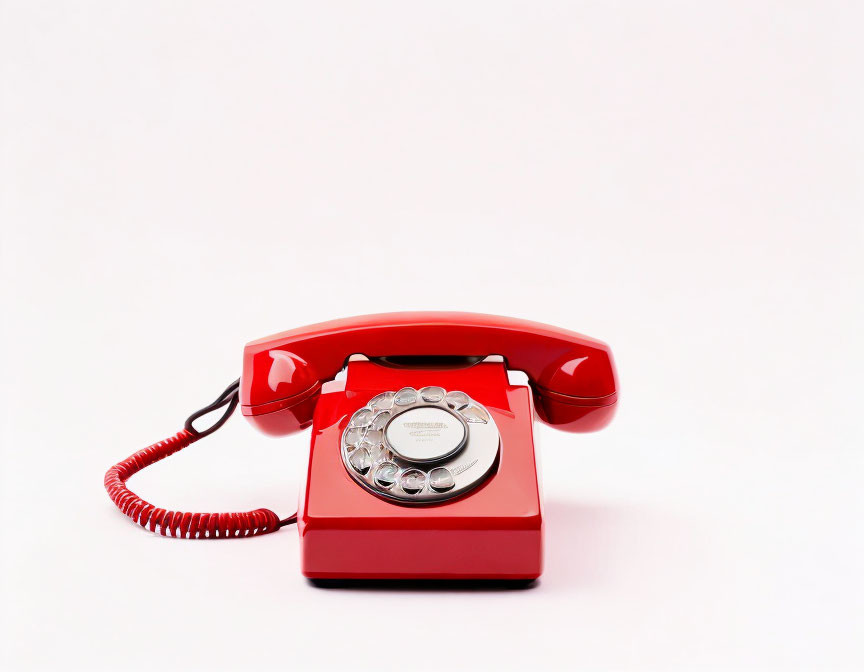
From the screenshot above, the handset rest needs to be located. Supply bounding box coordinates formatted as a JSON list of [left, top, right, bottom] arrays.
[[240, 312, 618, 435]]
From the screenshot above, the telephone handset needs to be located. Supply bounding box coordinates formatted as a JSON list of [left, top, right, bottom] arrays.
[[106, 313, 617, 580]]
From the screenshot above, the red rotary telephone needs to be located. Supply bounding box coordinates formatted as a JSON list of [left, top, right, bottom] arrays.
[[106, 312, 618, 580]]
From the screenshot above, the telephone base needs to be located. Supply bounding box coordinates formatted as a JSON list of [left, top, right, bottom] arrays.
[[299, 524, 543, 581], [297, 360, 543, 580]]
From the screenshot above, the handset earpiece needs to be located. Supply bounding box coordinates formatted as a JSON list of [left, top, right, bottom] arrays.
[[241, 349, 324, 436], [530, 348, 618, 432]]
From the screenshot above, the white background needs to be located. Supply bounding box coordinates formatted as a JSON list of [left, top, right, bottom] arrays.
[[1, 2, 862, 670]]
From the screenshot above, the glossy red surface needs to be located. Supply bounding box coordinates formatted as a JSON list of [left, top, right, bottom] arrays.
[[298, 360, 544, 580], [241, 312, 618, 434]]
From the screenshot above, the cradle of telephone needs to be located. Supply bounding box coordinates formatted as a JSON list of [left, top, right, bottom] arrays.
[[241, 313, 618, 581]]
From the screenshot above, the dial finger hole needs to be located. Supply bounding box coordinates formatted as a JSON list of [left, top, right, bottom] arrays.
[[428, 467, 455, 492], [363, 429, 383, 445], [371, 411, 391, 430], [400, 469, 426, 495], [394, 387, 417, 405], [459, 403, 489, 423], [445, 391, 469, 410], [349, 447, 372, 474], [369, 392, 395, 411], [420, 386, 445, 402], [344, 426, 365, 448], [373, 462, 399, 489], [349, 408, 374, 427]]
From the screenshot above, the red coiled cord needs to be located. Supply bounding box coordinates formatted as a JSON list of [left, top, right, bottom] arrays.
[[104, 379, 295, 539]]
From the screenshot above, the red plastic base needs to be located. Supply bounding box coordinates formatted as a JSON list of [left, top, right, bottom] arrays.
[[296, 359, 543, 580]]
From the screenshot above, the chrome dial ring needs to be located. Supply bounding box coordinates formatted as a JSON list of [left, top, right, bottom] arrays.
[[340, 386, 500, 504]]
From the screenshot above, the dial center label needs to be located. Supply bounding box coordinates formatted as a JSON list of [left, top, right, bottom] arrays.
[[385, 407, 466, 462]]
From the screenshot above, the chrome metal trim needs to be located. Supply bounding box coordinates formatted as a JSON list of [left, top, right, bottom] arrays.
[[340, 387, 500, 504]]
